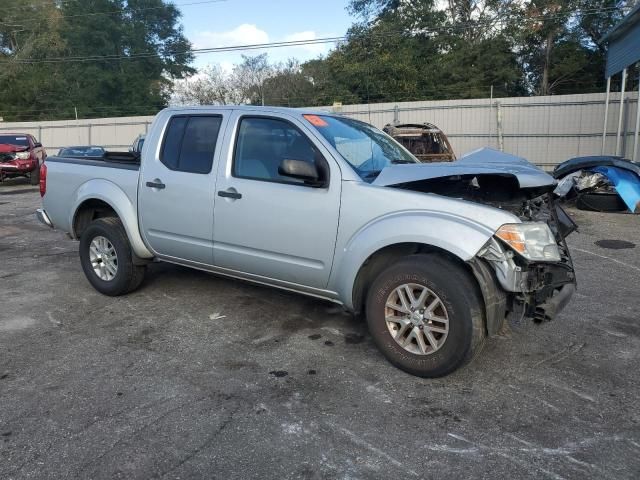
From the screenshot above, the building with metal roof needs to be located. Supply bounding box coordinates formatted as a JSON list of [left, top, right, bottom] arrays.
[[600, 4, 640, 161]]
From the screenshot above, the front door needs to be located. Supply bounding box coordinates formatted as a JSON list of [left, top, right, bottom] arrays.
[[138, 113, 225, 264], [212, 113, 341, 289]]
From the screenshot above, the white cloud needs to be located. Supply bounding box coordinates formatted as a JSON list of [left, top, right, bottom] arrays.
[[190, 25, 335, 72], [282, 31, 331, 57], [193, 23, 269, 50], [218, 60, 235, 74]]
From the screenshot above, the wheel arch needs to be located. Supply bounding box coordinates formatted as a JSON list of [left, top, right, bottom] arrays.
[[70, 179, 153, 259], [330, 212, 496, 312], [350, 242, 483, 318], [73, 198, 117, 238]]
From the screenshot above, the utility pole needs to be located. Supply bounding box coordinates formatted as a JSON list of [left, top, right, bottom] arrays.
[[602, 77, 611, 154], [616, 69, 627, 156], [496, 101, 504, 152], [489, 85, 494, 148]]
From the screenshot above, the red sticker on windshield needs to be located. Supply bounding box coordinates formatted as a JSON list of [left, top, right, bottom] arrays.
[[304, 115, 328, 127]]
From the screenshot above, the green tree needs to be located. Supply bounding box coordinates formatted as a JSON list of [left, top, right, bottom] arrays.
[[518, 0, 628, 95], [0, 0, 193, 121], [231, 54, 274, 105], [174, 64, 244, 106], [0, 0, 68, 120], [307, 0, 525, 103], [262, 59, 317, 107], [57, 0, 193, 118]]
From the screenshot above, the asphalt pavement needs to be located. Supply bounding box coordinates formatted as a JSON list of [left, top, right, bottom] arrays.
[[1, 178, 639, 479]]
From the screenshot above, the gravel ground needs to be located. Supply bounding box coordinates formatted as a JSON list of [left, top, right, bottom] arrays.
[[1, 178, 639, 480]]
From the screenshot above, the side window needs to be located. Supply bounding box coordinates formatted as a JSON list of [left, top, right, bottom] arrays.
[[233, 117, 325, 184], [160, 115, 222, 174]]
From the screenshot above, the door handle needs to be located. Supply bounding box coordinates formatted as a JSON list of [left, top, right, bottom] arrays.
[[218, 189, 242, 200], [146, 180, 166, 190]]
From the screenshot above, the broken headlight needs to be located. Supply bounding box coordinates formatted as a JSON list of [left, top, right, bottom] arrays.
[[495, 223, 561, 262]]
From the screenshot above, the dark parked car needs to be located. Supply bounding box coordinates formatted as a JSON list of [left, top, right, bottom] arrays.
[[57, 146, 106, 158], [0, 133, 47, 185], [383, 123, 456, 163]]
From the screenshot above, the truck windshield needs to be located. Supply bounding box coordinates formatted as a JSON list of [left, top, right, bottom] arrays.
[[303, 115, 418, 181]]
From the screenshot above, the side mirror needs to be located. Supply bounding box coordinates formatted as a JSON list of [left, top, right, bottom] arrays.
[[34, 142, 42, 148], [278, 159, 322, 185]]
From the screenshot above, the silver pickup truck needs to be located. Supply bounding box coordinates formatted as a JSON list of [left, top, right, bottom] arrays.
[[36, 106, 576, 377]]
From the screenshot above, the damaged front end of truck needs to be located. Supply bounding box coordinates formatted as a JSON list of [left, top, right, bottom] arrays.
[[471, 194, 576, 331], [373, 148, 577, 334]]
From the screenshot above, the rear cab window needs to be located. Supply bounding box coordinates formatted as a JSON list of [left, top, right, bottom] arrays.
[[160, 115, 223, 174]]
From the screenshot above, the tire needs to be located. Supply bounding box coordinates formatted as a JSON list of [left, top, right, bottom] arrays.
[[365, 254, 485, 378], [30, 165, 40, 186], [79, 217, 146, 296], [576, 192, 626, 212]]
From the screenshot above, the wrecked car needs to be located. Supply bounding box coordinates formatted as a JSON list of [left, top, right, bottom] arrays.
[[383, 123, 456, 162], [36, 107, 575, 378], [0, 133, 47, 185], [554, 156, 640, 213]]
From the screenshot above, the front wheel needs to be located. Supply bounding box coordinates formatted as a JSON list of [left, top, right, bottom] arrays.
[[30, 165, 40, 186], [79, 217, 146, 296], [365, 254, 485, 378]]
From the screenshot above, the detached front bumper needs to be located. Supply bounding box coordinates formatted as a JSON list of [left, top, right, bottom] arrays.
[[470, 235, 576, 334], [469, 255, 576, 335], [534, 282, 575, 322], [521, 259, 576, 321]]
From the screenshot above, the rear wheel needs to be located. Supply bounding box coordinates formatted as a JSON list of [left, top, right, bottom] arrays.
[[365, 254, 485, 377], [79, 217, 146, 296]]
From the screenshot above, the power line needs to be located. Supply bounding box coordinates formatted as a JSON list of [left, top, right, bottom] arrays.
[[6, 36, 347, 64]]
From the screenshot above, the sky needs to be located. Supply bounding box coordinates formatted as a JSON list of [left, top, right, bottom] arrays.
[[177, 0, 354, 73]]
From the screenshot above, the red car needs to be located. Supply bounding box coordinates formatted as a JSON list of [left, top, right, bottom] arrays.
[[0, 133, 47, 185]]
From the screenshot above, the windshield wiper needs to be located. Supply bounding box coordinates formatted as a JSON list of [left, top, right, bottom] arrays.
[[390, 159, 415, 164], [360, 170, 383, 179]]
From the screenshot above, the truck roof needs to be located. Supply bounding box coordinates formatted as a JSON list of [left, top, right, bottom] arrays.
[[162, 105, 338, 118]]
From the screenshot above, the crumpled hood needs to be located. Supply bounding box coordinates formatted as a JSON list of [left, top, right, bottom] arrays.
[[0, 144, 28, 153], [372, 147, 555, 189]]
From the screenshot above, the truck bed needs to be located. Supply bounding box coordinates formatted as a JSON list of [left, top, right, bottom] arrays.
[[43, 155, 140, 235], [47, 153, 140, 170]]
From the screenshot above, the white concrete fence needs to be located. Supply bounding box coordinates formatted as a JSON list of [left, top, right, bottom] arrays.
[[1, 92, 637, 170]]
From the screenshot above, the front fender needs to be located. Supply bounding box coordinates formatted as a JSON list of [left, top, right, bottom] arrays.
[[330, 210, 498, 311], [70, 179, 153, 259]]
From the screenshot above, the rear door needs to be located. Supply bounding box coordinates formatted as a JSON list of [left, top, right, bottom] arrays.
[[212, 112, 341, 289], [138, 113, 227, 264]]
